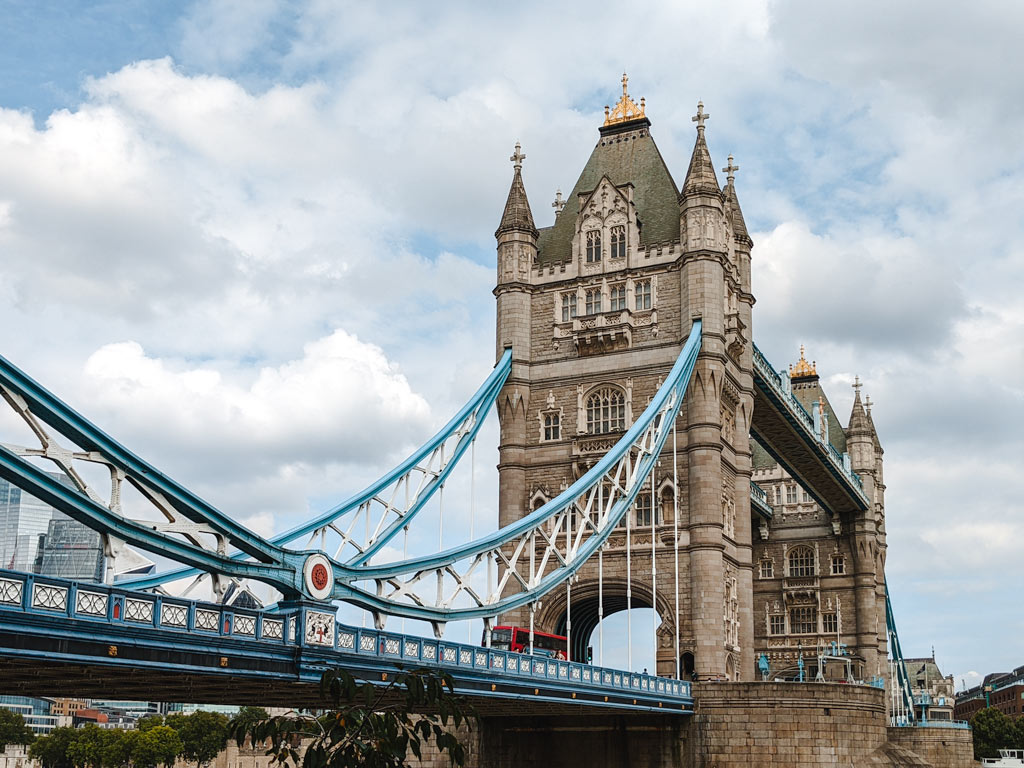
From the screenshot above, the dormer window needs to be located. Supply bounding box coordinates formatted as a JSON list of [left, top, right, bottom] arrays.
[[585, 230, 602, 263], [609, 284, 627, 311], [561, 292, 577, 322], [610, 225, 626, 258], [585, 288, 602, 315]]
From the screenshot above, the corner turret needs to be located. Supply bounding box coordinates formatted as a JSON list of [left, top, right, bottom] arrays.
[[495, 142, 538, 300], [680, 102, 727, 256]]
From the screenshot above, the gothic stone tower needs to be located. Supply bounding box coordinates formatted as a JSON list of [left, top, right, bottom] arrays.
[[750, 352, 888, 682], [494, 78, 757, 681]]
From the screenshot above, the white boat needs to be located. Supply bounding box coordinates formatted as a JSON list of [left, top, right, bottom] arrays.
[[982, 749, 1024, 766]]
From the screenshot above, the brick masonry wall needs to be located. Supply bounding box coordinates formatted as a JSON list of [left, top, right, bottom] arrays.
[[886, 726, 976, 768]]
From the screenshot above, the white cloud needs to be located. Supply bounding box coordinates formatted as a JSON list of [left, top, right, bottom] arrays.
[[0, 0, 1022, 679], [80, 329, 431, 476]]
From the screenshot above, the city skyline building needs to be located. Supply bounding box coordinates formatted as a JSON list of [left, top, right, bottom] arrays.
[[0, 476, 106, 583]]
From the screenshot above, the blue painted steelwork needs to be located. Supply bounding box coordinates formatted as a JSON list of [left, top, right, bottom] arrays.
[[0, 355, 302, 583], [122, 349, 514, 591], [0, 568, 691, 714], [0, 322, 701, 624], [326, 322, 703, 622], [750, 343, 869, 510], [885, 580, 916, 726]]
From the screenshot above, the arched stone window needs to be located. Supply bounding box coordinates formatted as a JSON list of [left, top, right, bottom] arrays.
[[586, 388, 625, 434], [610, 225, 626, 258], [787, 545, 816, 577], [635, 493, 657, 527], [585, 229, 602, 263]]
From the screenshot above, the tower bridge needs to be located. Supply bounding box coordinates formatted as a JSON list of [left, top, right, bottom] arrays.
[[0, 77, 973, 767]]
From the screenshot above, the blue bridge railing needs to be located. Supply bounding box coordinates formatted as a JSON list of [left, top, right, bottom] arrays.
[[0, 568, 691, 709]]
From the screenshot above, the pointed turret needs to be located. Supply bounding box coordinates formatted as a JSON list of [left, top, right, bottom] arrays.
[[721, 155, 751, 245], [847, 376, 878, 485], [681, 102, 722, 198], [495, 142, 538, 238], [848, 376, 871, 435], [495, 142, 538, 357]]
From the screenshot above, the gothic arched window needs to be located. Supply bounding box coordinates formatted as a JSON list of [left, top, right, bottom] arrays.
[[610, 225, 626, 258], [635, 493, 657, 527], [586, 388, 625, 434], [585, 230, 602, 263], [787, 545, 816, 577]]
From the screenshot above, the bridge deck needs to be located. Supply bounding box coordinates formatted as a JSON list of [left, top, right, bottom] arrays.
[[0, 569, 691, 716], [751, 345, 869, 516]]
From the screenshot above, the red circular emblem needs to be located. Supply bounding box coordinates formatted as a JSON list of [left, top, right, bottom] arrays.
[[310, 563, 330, 591]]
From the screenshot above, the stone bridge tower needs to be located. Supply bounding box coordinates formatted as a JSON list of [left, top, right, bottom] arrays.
[[494, 77, 758, 681]]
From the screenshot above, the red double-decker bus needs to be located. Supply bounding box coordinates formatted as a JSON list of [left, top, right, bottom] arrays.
[[485, 626, 569, 660]]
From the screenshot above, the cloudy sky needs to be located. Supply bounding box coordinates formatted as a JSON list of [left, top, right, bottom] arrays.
[[1, 0, 1021, 686]]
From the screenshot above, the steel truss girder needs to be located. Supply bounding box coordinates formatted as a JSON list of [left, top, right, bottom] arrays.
[[121, 349, 513, 592], [0, 348, 512, 603], [327, 321, 702, 624]]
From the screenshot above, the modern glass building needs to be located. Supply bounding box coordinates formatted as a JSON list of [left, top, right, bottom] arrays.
[[0, 476, 104, 582], [36, 518, 104, 582], [0, 478, 61, 572], [0, 695, 59, 735]]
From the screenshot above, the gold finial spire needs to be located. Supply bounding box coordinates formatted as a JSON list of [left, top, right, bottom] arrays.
[[789, 344, 818, 378], [603, 72, 646, 126]]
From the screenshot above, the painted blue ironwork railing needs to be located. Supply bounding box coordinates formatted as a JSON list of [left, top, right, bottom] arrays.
[[0, 567, 691, 710], [751, 343, 867, 501]]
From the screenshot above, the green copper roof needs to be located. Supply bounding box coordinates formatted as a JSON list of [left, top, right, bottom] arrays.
[[536, 120, 681, 266]]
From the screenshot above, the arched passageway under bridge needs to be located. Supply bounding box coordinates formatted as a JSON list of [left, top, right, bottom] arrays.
[[533, 578, 685, 677]]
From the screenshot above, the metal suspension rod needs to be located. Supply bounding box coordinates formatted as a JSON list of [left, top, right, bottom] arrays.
[[438, 444, 445, 552], [598, 541, 604, 667], [672, 423, 680, 680], [627, 485, 633, 671], [402, 525, 408, 634], [469, 438, 476, 644], [651, 465, 657, 674], [529, 602, 535, 656], [566, 506, 572, 660]]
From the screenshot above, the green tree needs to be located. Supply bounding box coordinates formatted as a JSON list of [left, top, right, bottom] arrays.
[[0, 707, 35, 750], [232, 707, 269, 737], [1014, 715, 1024, 750], [971, 707, 1016, 759], [136, 715, 166, 733], [130, 726, 182, 768], [65, 724, 108, 768], [230, 668, 473, 768], [168, 711, 229, 767], [29, 726, 77, 768], [102, 730, 137, 768]]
